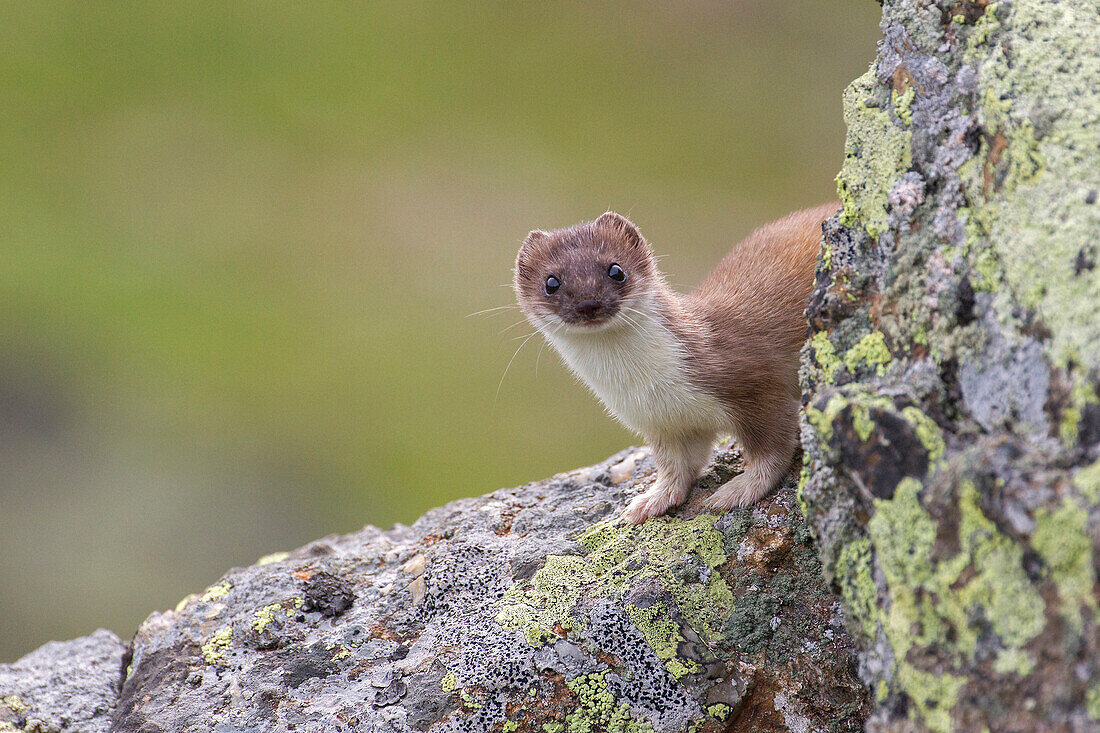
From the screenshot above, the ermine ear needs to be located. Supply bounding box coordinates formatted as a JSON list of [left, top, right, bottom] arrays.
[[523, 229, 550, 248], [595, 211, 646, 250], [516, 230, 549, 279]]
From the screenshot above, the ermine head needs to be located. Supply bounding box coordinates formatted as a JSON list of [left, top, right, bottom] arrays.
[[514, 212, 657, 335]]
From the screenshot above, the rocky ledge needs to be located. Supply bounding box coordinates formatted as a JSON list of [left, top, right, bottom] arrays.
[[1, 444, 868, 733]]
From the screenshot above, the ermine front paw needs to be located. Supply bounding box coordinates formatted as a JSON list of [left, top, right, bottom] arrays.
[[703, 473, 771, 512], [621, 485, 686, 524]]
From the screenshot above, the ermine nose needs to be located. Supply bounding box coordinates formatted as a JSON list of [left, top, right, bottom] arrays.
[[576, 299, 602, 318]]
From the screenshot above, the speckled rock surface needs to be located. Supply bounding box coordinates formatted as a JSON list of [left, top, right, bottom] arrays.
[[0, 628, 127, 733], [801, 0, 1100, 731], [95, 443, 865, 732], [0, 449, 867, 733]]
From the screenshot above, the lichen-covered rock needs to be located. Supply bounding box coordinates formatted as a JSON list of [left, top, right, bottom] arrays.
[[0, 628, 127, 733], [102, 444, 866, 732], [801, 0, 1100, 731]]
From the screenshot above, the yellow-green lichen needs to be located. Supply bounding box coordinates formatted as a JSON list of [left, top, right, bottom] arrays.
[[844, 332, 892, 377], [992, 647, 1033, 676], [1086, 682, 1100, 721], [1061, 382, 1099, 447], [1060, 406, 1083, 446], [968, 3, 1002, 46], [253, 602, 282, 633], [1, 695, 27, 713], [809, 390, 933, 456], [835, 538, 878, 641], [201, 625, 233, 665], [459, 688, 482, 711], [525, 626, 557, 648], [579, 515, 734, 637], [851, 403, 874, 442], [900, 407, 945, 462], [796, 459, 811, 517], [565, 673, 653, 733], [960, 0, 1100, 371], [503, 721, 519, 732], [441, 672, 457, 692], [868, 479, 1046, 729], [812, 330, 842, 382], [626, 603, 699, 680], [1073, 459, 1100, 503], [256, 551, 290, 566], [496, 514, 733, 671], [955, 483, 1045, 651], [543, 723, 564, 733], [892, 86, 915, 126], [200, 580, 231, 603], [971, 246, 1002, 292], [252, 598, 304, 633], [874, 679, 889, 704], [706, 703, 732, 721], [895, 665, 964, 733], [1031, 498, 1097, 632], [836, 67, 914, 239], [805, 392, 850, 442], [495, 553, 591, 645]]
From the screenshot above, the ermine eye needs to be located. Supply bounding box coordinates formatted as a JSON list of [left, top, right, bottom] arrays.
[[545, 276, 560, 295], [608, 263, 626, 282]]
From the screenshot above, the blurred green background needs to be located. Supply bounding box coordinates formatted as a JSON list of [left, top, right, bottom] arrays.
[[0, 2, 879, 661]]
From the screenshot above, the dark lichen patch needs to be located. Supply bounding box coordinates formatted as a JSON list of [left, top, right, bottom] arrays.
[[279, 641, 344, 689], [941, 0, 992, 26], [300, 570, 355, 618], [1075, 245, 1097, 277]]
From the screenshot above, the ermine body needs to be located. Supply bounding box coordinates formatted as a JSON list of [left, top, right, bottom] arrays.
[[514, 205, 836, 523]]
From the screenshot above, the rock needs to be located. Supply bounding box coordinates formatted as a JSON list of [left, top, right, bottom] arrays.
[[801, 0, 1100, 731], [104, 444, 866, 732], [6, 2, 1097, 730], [0, 628, 127, 733]]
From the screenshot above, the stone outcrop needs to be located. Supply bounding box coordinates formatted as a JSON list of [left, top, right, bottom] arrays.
[[800, 0, 1100, 731], [2, 446, 867, 732], [0, 629, 126, 733]]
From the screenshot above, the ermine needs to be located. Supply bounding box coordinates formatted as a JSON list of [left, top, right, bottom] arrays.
[[514, 204, 836, 523]]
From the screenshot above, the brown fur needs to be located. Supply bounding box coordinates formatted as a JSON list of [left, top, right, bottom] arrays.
[[676, 203, 836, 512]]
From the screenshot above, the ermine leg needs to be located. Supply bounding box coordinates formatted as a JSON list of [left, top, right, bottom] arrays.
[[705, 397, 799, 511], [704, 441, 794, 511], [622, 432, 713, 524]]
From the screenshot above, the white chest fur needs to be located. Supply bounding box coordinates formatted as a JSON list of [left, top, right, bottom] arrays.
[[543, 308, 728, 438]]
